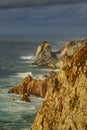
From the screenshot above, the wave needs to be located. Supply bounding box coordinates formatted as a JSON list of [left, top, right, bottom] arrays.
[[17, 60, 33, 64], [19, 55, 35, 60], [41, 68, 59, 72], [13, 72, 32, 78]]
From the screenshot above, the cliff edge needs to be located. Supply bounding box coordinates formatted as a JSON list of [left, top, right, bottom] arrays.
[[31, 41, 87, 130]]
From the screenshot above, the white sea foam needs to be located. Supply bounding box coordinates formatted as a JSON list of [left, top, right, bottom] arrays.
[[13, 72, 32, 78], [20, 55, 35, 60], [17, 61, 33, 63], [33, 74, 45, 80], [41, 68, 59, 72], [0, 93, 41, 114], [0, 76, 43, 130], [32, 68, 59, 79]]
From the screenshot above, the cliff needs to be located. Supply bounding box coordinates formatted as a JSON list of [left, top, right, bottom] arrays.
[[8, 71, 57, 100], [31, 41, 87, 130], [33, 40, 85, 69], [32, 41, 57, 68], [8, 39, 87, 102]]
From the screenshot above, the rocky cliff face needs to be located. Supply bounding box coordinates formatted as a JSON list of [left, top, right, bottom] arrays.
[[32, 41, 57, 68], [8, 72, 57, 100], [31, 42, 87, 130], [33, 40, 85, 69]]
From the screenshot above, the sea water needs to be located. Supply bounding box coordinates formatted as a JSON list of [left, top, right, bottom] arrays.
[[0, 40, 62, 130], [0, 35, 86, 130]]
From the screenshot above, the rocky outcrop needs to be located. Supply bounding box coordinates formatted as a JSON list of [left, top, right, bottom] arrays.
[[54, 39, 85, 69], [32, 41, 57, 68], [8, 39, 87, 101], [21, 94, 31, 102], [59, 40, 85, 57], [31, 42, 87, 130], [8, 73, 57, 99], [33, 40, 85, 69]]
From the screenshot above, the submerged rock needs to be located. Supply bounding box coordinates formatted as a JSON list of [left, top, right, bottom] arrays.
[[21, 94, 30, 102], [31, 41, 87, 130]]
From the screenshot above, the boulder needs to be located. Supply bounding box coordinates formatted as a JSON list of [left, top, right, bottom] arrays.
[[31, 41, 87, 130], [21, 94, 30, 102]]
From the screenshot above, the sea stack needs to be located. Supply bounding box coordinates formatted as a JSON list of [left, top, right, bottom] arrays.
[[32, 41, 58, 68]]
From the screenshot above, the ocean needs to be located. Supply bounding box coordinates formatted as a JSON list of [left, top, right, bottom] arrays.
[[0, 2, 87, 129], [0, 39, 63, 130], [0, 34, 87, 130]]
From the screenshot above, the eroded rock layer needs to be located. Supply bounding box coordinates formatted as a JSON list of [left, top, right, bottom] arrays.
[[31, 42, 87, 130], [33, 40, 86, 69], [32, 41, 57, 68], [8, 72, 57, 99]]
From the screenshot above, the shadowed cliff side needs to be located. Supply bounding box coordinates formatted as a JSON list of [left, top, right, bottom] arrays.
[[31, 42, 87, 130]]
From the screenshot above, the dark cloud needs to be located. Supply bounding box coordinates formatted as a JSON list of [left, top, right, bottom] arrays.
[[0, 0, 87, 9], [0, 3, 87, 22], [0, 3, 87, 38]]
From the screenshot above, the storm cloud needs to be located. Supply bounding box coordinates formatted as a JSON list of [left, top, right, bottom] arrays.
[[0, 0, 87, 40], [0, 0, 87, 9]]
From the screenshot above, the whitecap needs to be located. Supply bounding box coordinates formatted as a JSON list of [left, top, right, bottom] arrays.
[[41, 68, 59, 72], [17, 61, 33, 63], [19, 55, 35, 60], [13, 72, 32, 78]]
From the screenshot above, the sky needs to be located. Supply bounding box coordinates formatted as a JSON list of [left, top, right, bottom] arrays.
[[0, 0, 87, 8], [0, 0, 87, 41]]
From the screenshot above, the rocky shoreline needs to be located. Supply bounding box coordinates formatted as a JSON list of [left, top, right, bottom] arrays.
[[8, 39, 86, 100], [32, 40, 85, 69], [8, 39, 87, 130]]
